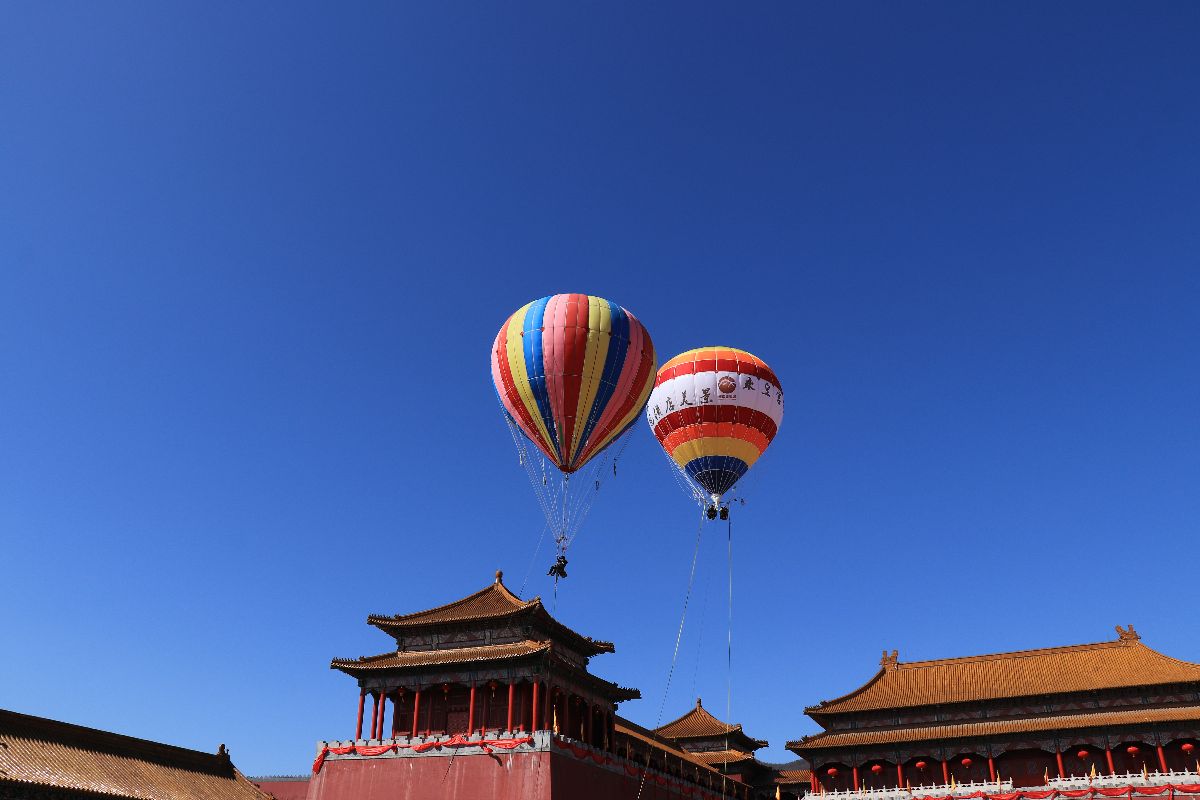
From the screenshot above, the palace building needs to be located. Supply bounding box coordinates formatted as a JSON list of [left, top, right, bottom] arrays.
[[788, 625, 1200, 795], [306, 571, 755, 800], [654, 697, 798, 798], [8, 577, 1200, 800]]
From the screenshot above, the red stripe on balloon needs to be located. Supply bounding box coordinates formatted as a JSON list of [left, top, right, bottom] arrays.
[[654, 357, 781, 392], [652, 404, 777, 445], [559, 294, 589, 466]]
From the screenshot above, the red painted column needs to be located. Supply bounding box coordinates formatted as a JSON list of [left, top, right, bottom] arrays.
[[369, 693, 380, 739], [391, 692, 401, 738], [410, 689, 421, 738], [375, 692, 386, 739], [1105, 748, 1115, 775], [898, 763, 906, 787], [1056, 750, 1065, 778], [853, 766, 860, 791], [355, 691, 366, 740], [507, 682, 515, 732], [468, 684, 477, 735], [811, 773, 819, 793], [942, 760, 950, 785], [531, 681, 540, 730], [1157, 745, 1167, 773], [988, 756, 996, 782]]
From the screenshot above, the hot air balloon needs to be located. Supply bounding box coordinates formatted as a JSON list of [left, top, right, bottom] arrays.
[[646, 346, 783, 515], [491, 293, 656, 579]]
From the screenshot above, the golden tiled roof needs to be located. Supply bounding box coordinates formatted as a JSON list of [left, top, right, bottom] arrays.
[[688, 749, 758, 766], [614, 716, 733, 778], [775, 769, 814, 785], [366, 574, 615, 657], [368, 576, 534, 628], [788, 703, 1200, 751], [655, 698, 767, 749], [331, 640, 550, 671], [0, 708, 269, 800], [808, 628, 1200, 714]]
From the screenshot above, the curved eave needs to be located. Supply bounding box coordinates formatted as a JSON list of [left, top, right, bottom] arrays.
[[805, 668, 888, 716], [330, 641, 551, 676]]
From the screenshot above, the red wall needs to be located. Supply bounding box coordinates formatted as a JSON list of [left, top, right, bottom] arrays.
[[307, 752, 552, 800], [306, 749, 737, 800], [254, 780, 311, 800]]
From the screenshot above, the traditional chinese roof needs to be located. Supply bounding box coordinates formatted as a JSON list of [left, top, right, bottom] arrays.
[[613, 716, 736, 779], [775, 769, 814, 786], [807, 626, 1200, 716], [788, 703, 1200, 751], [655, 698, 767, 751], [688, 749, 759, 767], [367, 572, 615, 658], [331, 640, 551, 672], [0, 707, 269, 800]]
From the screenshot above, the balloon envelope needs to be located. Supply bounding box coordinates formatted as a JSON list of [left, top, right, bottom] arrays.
[[647, 346, 783, 499], [491, 294, 657, 473]]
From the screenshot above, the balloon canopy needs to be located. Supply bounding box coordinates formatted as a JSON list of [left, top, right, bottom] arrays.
[[491, 293, 657, 473], [647, 346, 783, 502]]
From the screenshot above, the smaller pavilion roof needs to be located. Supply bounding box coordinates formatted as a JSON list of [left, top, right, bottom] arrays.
[[655, 698, 768, 751], [614, 716, 738, 779], [688, 749, 760, 767], [807, 626, 1200, 716], [775, 768, 814, 787], [367, 572, 615, 657]]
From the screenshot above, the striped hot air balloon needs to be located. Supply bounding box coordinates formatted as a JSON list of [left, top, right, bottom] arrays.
[[490, 294, 657, 473], [647, 346, 783, 502]]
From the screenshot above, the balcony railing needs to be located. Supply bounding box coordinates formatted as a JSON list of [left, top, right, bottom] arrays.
[[814, 772, 1200, 800], [816, 780, 1013, 800]]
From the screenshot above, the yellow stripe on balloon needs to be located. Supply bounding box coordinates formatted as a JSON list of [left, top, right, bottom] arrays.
[[668, 436, 761, 470], [505, 302, 556, 456], [569, 296, 611, 464]]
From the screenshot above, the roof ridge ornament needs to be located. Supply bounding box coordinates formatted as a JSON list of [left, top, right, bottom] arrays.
[[1116, 624, 1140, 642], [880, 649, 899, 669], [495, 570, 503, 584]]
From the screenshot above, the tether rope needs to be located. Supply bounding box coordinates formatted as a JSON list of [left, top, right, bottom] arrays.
[[636, 505, 706, 800]]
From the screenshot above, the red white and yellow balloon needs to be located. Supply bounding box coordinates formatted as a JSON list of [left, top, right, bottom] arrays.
[[646, 346, 783, 503]]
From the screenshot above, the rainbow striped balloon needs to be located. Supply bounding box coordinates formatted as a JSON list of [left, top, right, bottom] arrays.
[[647, 347, 784, 499], [491, 294, 657, 473]]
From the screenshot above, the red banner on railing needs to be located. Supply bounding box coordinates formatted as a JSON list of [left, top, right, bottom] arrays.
[[312, 736, 534, 774]]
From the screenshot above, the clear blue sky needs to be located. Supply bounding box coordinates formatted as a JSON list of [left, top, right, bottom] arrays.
[[2, 2, 1198, 775]]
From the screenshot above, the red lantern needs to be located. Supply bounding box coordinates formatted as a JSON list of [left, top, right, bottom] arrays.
[[915, 761, 928, 770], [827, 768, 839, 777], [871, 765, 883, 774], [1127, 746, 1139, 756], [1077, 750, 1090, 760], [962, 757, 973, 767], [1183, 743, 1196, 754]]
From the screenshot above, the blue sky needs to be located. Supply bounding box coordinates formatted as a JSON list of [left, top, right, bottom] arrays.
[[2, 2, 1199, 774]]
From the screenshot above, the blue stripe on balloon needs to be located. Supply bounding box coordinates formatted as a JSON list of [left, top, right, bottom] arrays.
[[573, 298, 629, 464], [684, 455, 748, 498], [522, 295, 560, 458]]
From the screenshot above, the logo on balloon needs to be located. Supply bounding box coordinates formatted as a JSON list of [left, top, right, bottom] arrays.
[[718, 375, 737, 394]]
